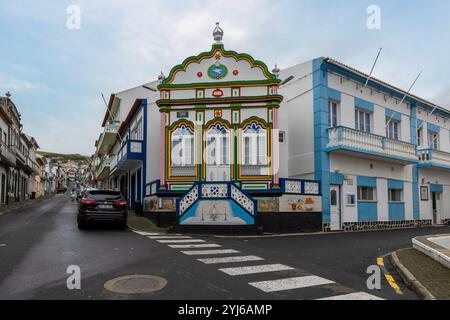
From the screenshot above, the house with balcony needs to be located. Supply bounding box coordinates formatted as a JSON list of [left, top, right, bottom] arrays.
[[278, 57, 450, 231], [94, 81, 157, 190]]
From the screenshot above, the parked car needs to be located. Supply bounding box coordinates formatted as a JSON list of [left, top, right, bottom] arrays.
[[77, 189, 127, 230]]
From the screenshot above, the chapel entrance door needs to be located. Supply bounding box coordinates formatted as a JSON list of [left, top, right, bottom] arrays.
[[205, 124, 231, 182]]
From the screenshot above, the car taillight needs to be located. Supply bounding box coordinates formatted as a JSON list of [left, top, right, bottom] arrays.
[[81, 199, 97, 205], [114, 201, 127, 207]]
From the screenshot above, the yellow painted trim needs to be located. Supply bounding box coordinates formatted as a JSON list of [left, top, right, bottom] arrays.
[[166, 120, 199, 181], [237, 118, 272, 181], [384, 274, 403, 295], [377, 257, 385, 267], [201, 119, 234, 181]]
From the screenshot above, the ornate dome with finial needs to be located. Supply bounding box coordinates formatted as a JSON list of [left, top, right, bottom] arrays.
[[213, 22, 224, 44]]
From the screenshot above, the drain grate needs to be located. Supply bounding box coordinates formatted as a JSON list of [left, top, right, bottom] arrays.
[[104, 275, 167, 294]]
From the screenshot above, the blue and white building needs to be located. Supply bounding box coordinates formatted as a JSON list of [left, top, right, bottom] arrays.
[[278, 58, 450, 231]]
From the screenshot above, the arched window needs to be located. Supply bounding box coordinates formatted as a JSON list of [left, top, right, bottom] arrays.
[[242, 122, 267, 166], [205, 124, 231, 166], [171, 124, 195, 167]]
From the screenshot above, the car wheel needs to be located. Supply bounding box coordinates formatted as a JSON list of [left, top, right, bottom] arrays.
[[118, 222, 127, 230], [78, 221, 86, 230]]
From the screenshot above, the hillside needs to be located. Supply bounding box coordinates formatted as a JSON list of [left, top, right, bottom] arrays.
[[37, 151, 89, 163]]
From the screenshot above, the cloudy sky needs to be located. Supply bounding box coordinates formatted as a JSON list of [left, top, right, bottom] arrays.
[[0, 0, 449, 155]]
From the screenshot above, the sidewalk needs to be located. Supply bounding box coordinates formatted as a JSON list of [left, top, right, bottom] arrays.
[[0, 194, 54, 216], [127, 210, 168, 234], [391, 248, 450, 300]]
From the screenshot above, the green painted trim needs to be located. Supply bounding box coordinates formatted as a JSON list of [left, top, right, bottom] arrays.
[[170, 184, 192, 191], [159, 104, 280, 112], [240, 116, 272, 129], [159, 79, 280, 90], [204, 117, 233, 129], [160, 44, 279, 86], [157, 95, 283, 107], [242, 184, 268, 190]]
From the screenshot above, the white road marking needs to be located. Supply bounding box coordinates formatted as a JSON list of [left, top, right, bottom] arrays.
[[168, 244, 222, 249], [317, 292, 384, 300], [181, 249, 240, 256], [219, 264, 294, 276], [148, 236, 193, 239], [197, 256, 264, 264], [249, 276, 335, 292], [157, 239, 206, 243], [133, 231, 160, 236]]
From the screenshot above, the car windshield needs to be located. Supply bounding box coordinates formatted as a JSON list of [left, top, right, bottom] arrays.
[[87, 190, 122, 201]]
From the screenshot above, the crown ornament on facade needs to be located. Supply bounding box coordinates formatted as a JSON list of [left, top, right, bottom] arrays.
[[272, 64, 280, 78], [213, 22, 224, 44]]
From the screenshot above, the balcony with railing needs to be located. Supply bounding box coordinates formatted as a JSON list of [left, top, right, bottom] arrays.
[[117, 139, 144, 171], [96, 157, 112, 180], [418, 148, 450, 169], [97, 121, 120, 155], [14, 145, 26, 164], [0, 142, 16, 167], [327, 126, 417, 163]]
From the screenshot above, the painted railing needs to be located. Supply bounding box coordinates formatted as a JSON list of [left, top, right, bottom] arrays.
[[418, 148, 450, 167], [327, 126, 417, 161], [279, 178, 321, 195], [14, 145, 26, 163], [118, 139, 144, 164], [97, 121, 120, 151], [177, 182, 256, 218], [96, 158, 112, 178], [0, 143, 16, 166], [170, 165, 196, 177], [241, 165, 268, 176], [110, 153, 118, 171], [105, 121, 120, 134]]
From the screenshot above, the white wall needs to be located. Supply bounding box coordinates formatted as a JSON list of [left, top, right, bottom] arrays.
[[279, 61, 315, 178], [377, 178, 389, 221], [146, 100, 162, 186]]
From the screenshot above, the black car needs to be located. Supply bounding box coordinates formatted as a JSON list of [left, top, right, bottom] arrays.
[[77, 190, 127, 229]]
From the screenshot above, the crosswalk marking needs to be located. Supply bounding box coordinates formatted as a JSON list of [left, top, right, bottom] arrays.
[[133, 231, 160, 236], [181, 249, 240, 256], [317, 292, 384, 300], [141, 231, 381, 300], [218, 264, 294, 276], [148, 236, 193, 239], [249, 276, 335, 293], [198, 256, 264, 265], [168, 244, 222, 249], [157, 239, 206, 243]]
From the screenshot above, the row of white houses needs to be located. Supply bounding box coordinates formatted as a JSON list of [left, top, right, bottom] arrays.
[[0, 92, 51, 204], [93, 24, 450, 232]]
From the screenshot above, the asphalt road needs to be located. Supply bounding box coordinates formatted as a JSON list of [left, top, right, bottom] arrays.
[[0, 194, 449, 300]]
